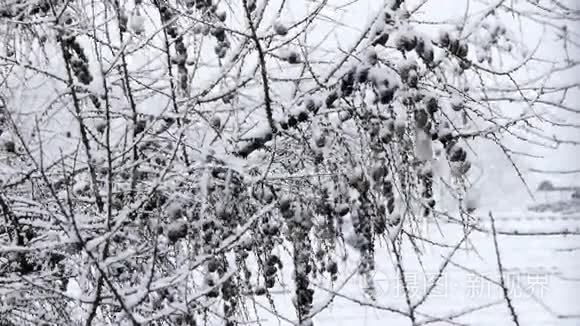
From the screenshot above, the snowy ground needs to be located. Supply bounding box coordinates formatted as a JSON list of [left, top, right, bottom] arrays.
[[252, 200, 580, 326]]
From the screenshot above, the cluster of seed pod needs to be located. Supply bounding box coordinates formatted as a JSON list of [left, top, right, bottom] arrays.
[[201, 217, 223, 251], [161, 200, 188, 243], [438, 130, 471, 175], [439, 32, 471, 70], [204, 273, 220, 299], [0, 0, 51, 18], [279, 49, 301, 64], [340, 67, 357, 97], [326, 54, 400, 111], [475, 19, 509, 64], [419, 167, 435, 217], [277, 63, 398, 147], [166, 219, 188, 243], [222, 277, 238, 326], [263, 254, 281, 290], [373, 74, 399, 105], [207, 256, 238, 325], [186, 0, 213, 10], [119, 12, 129, 33], [186, 0, 231, 59], [311, 188, 341, 280], [372, 29, 390, 47], [292, 231, 315, 319], [278, 197, 315, 318], [0, 103, 14, 154], [211, 26, 230, 58], [399, 62, 419, 88], [28, 1, 51, 16], [383, 179, 396, 215], [279, 98, 319, 130], [370, 10, 395, 47], [255, 189, 281, 239], [412, 95, 438, 134], [414, 107, 430, 131], [236, 129, 273, 158], [439, 32, 469, 58], [350, 201, 376, 275], [273, 20, 289, 36], [325, 258, 338, 280], [346, 168, 381, 276], [362, 114, 403, 228], [158, 5, 189, 92], [260, 212, 281, 239], [369, 162, 396, 218], [395, 31, 436, 67], [60, 35, 93, 85], [395, 32, 418, 53], [415, 37, 435, 65], [315, 187, 335, 222]]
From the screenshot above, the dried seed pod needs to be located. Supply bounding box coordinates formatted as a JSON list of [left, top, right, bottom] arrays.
[[336, 204, 350, 216], [414, 109, 429, 130], [212, 27, 226, 42], [326, 260, 338, 274], [386, 196, 395, 214], [325, 91, 338, 108], [371, 165, 387, 182], [135, 119, 146, 134], [287, 51, 300, 64], [439, 31, 450, 47], [216, 10, 227, 22], [119, 14, 128, 32], [315, 134, 326, 147], [265, 277, 275, 288], [341, 68, 356, 96], [426, 97, 438, 114], [302, 100, 316, 115], [357, 66, 370, 83], [273, 21, 288, 36], [396, 34, 417, 52], [210, 116, 221, 128], [246, 0, 257, 12], [207, 258, 219, 272], [255, 287, 267, 296], [459, 60, 472, 70], [449, 147, 466, 162], [265, 265, 277, 277], [279, 197, 292, 212], [287, 115, 298, 128], [416, 38, 434, 62], [3, 140, 15, 153], [366, 49, 378, 65], [167, 221, 188, 242], [449, 39, 460, 55], [373, 32, 389, 47], [458, 43, 469, 58], [207, 289, 219, 298], [379, 89, 395, 104], [267, 254, 281, 267], [95, 121, 106, 134]]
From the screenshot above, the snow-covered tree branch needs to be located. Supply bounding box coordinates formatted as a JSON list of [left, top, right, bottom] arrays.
[[0, 0, 578, 325]]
